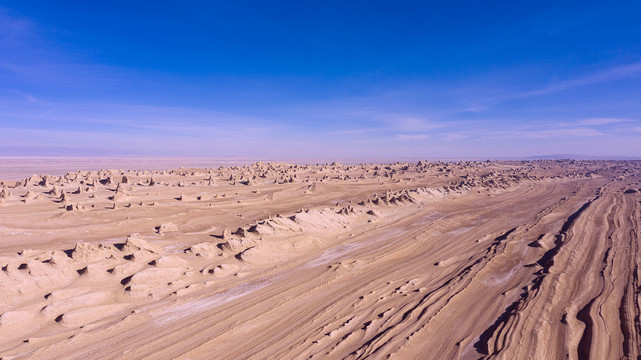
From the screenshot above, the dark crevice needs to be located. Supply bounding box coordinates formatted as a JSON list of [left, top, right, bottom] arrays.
[[474, 196, 597, 357], [536, 198, 596, 271], [353, 227, 518, 359]]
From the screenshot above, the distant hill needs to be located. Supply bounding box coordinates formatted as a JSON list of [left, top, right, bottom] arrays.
[[523, 154, 641, 160]]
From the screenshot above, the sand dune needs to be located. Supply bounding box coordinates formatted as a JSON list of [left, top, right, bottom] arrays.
[[0, 159, 639, 359]]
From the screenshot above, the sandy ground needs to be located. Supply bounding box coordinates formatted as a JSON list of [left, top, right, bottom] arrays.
[[0, 159, 640, 359]]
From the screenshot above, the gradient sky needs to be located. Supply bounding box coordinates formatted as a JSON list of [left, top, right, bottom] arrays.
[[1, 1, 640, 159]]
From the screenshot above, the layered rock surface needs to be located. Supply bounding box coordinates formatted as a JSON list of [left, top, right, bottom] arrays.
[[0, 160, 639, 359]]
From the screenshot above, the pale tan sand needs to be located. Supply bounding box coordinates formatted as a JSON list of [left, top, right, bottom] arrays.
[[0, 159, 640, 359]]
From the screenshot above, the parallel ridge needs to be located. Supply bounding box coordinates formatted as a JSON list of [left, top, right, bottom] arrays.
[[0, 160, 639, 359]]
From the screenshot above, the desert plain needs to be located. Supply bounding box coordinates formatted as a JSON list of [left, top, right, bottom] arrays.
[[0, 159, 640, 359]]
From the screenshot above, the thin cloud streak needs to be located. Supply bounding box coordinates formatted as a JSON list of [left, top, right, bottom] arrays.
[[396, 134, 429, 141], [1, 6, 640, 158], [0, 98, 273, 131], [519, 63, 641, 98], [576, 118, 634, 126]]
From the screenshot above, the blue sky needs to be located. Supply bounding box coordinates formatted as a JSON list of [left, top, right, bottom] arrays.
[[1, 1, 640, 159]]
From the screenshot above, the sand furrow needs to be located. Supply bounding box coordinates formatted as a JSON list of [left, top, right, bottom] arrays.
[[0, 160, 638, 359]]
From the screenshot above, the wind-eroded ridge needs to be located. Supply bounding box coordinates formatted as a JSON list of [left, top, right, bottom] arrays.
[[0, 159, 640, 359]]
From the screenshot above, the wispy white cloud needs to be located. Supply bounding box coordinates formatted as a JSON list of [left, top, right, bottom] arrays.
[[381, 116, 444, 132], [549, 117, 640, 131], [454, 62, 641, 114], [0, 8, 126, 90], [520, 63, 641, 98], [576, 117, 634, 126], [0, 124, 295, 157], [443, 133, 469, 141], [420, 125, 606, 142], [1, 6, 639, 158], [0, 98, 273, 133], [487, 127, 605, 139], [396, 134, 429, 141], [332, 127, 383, 135], [0, 8, 36, 47]]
